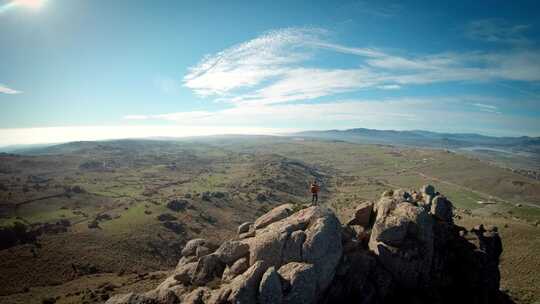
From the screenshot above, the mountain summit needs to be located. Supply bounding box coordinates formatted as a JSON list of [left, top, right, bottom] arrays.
[[106, 185, 506, 304]]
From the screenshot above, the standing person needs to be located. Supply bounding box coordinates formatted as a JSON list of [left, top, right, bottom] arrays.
[[310, 180, 320, 204]]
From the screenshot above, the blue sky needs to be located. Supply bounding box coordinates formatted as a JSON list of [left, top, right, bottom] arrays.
[[1, 0, 539, 145]]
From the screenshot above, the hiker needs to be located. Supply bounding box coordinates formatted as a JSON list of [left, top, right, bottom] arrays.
[[310, 180, 320, 203]]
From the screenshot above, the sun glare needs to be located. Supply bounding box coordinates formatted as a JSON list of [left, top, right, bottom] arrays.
[[13, 0, 45, 9]]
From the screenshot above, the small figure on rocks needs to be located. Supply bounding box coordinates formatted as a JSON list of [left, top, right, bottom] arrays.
[[310, 180, 321, 204]]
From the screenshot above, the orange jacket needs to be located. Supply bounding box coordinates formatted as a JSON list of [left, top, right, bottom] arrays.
[[310, 184, 320, 193]]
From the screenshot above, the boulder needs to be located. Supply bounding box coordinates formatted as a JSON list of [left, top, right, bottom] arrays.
[[278, 262, 317, 304], [237, 222, 252, 235], [254, 204, 293, 229], [346, 202, 374, 228], [105, 292, 157, 304], [173, 262, 197, 285], [195, 246, 212, 258], [181, 239, 207, 257], [215, 261, 267, 304], [258, 267, 283, 304], [368, 201, 434, 289], [191, 254, 225, 286], [301, 208, 342, 294], [281, 230, 306, 263], [249, 229, 288, 267], [214, 241, 250, 264], [221, 257, 249, 282], [181, 287, 209, 304]]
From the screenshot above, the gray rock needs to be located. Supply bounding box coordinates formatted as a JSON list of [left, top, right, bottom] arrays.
[[237, 222, 252, 235], [281, 230, 306, 263], [278, 262, 317, 304], [191, 254, 225, 286], [181, 287, 209, 304], [259, 267, 282, 304], [219, 261, 268, 304], [177, 255, 197, 267], [239, 230, 256, 239], [221, 257, 249, 282], [369, 201, 434, 289], [254, 204, 293, 229], [173, 262, 198, 285], [195, 246, 212, 258], [214, 240, 250, 264], [346, 202, 374, 228], [181, 239, 207, 257], [249, 229, 288, 267], [105, 292, 157, 304], [301, 207, 342, 295]]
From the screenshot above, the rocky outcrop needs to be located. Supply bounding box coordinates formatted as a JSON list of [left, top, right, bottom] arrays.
[[107, 185, 506, 304]]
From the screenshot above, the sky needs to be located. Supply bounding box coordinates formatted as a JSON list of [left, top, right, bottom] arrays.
[[1, 0, 540, 146]]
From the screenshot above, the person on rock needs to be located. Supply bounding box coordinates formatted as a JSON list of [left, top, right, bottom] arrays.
[[310, 180, 321, 204]]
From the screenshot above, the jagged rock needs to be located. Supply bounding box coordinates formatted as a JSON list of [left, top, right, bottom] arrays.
[[181, 239, 207, 257], [214, 240, 250, 264], [173, 262, 197, 285], [191, 254, 225, 285], [213, 261, 267, 304], [249, 229, 288, 267], [239, 230, 256, 239], [108, 187, 505, 304], [105, 292, 157, 304], [346, 202, 374, 228], [369, 201, 434, 289], [181, 287, 209, 304], [278, 262, 317, 304], [237, 222, 252, 235], [195, 246, 212, 258], [301, 207, 342, 295], [430, 195, 453, 222], [222, 257, 249, 282], [259, 267, 282, 304], [281, 230, 306, 263], [254, 204, 293, 229], [177, 255, 197, 267]]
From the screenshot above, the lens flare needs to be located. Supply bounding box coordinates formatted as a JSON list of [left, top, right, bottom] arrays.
[[0, 0, 46, 13]]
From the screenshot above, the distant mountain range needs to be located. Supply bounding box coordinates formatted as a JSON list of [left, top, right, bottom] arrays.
[[294, 128, 540, 153]]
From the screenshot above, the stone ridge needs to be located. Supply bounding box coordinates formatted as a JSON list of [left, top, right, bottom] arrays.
[[106, 185, 507, 304]]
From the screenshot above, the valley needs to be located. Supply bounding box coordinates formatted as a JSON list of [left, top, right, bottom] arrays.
[[0, 137, 539, 303]]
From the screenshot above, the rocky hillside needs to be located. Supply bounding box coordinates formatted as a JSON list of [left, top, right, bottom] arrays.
[[106, 185, 507, 304]]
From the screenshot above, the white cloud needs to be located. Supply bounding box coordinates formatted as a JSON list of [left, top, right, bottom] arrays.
[[472, 103, 501, 114], [0, 84, 22, 95], [465, 19, 531, 44], [377, 84, 401, 90], [124, 96, 534, 135], [182, 27, 540, 106]]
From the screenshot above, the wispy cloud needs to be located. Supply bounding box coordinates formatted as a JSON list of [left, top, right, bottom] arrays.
[[473, 103, 501, 114], [0, 84, 22, 95], [465, 19, 531, 44], [124, 96, 532, 135], [183, 27, 540, 107]]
